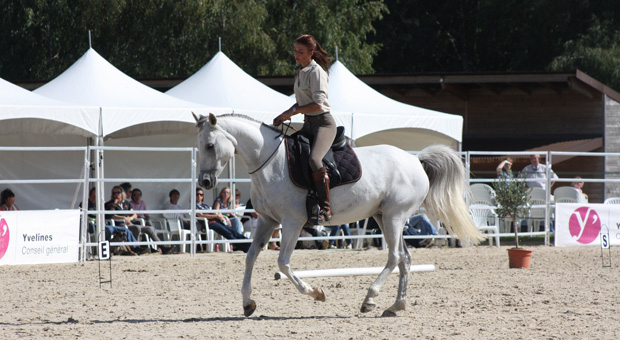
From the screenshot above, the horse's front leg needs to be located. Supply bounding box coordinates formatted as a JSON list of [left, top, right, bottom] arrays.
[[242, 216, 278, 317], [278, 222, 326, 302]]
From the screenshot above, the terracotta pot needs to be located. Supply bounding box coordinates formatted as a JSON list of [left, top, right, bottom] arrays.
[[507, 248, 533, 269]]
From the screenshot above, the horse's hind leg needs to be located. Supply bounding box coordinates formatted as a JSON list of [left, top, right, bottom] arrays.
[[382, 234, 411, 317], [278, 222, 326, 302], [242, 216, 278, 317], [361, 214, 404, 313]]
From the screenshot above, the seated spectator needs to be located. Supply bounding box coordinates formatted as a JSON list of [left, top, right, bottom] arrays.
[[496, 157, 514, 180], [0, 188, 20, 211], [120, 182, 132, 203], [129, 188, 151, 226], [571, 176, 589, 202], [325, 224, 352, 249], [105, 185, 173, 254], [213, 186, 244, 235], [403, 214, 438, 248], [196, 187, 250, 253], [80, 187, 146, 255], [520, 154, 558, 189], [300, 225, 329, 250], [166, 189, 188, 220], [244, 199, 280, 250], [234, 189, 247, 223]]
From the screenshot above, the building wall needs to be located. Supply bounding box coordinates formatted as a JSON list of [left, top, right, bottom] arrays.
[[379, 87, 605, 146], [605, 95, 620, 199]]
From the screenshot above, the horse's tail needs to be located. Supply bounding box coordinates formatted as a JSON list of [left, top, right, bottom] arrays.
[[418, 145, 485, 245]]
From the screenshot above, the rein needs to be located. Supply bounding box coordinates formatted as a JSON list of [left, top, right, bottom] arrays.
[[247, 122, 295, 175]]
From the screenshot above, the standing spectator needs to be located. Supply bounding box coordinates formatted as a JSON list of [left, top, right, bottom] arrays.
[[213, 186, 244, 235], [129, 188, 151, 225], [0, 188, 19, 211], [520, 154, 558, 189]]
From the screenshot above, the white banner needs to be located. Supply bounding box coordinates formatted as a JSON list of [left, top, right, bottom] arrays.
[[0, 210, 80, 265], [555, 203, 620, 247]]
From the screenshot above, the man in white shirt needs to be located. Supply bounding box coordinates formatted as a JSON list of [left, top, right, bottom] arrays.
[[520, 154, 558, 190]]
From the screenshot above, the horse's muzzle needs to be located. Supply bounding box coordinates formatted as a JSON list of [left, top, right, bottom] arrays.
[[199, 171, 217, 189]]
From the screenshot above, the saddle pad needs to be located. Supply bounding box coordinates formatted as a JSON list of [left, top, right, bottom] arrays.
[[285, 136, 362, 190]]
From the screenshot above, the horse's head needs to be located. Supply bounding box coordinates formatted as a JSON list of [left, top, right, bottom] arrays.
[[194, 113, 238, 189]]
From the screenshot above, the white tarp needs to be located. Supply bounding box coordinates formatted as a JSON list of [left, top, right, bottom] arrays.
[[328, 61, 463, 150], [0, 77, 99, 137]]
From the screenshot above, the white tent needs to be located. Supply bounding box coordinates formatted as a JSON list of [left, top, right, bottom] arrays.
[[167, 51, 294, 122], [328, 61, 463, 150], [0, 77, 101, 211], [34, 48, 230, 139], [0, 77, 99, 137], [166, 51, 353, 131], [31, 48, 230, 212]]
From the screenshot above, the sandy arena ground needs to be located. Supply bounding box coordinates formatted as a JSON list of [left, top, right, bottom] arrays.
[[1, 245, 620, 339]]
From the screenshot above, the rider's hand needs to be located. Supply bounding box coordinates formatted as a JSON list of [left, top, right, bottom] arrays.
[[273, 112, 291, 126]]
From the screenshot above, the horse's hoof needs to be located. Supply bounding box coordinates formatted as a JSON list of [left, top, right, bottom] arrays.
[[314, 287, 326, 302], [381, 309, 397, 317], [360, 302, 376, 313], [243, 300, 256, 317]]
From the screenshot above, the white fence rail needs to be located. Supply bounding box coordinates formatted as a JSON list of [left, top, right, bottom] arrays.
[[3, 146, 618, 260]]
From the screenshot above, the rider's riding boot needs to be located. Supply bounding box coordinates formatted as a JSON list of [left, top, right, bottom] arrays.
[[310, 167, 332, 224]]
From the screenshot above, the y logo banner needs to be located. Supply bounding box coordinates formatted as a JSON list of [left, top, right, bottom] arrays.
[[568, 207, 601, 244]]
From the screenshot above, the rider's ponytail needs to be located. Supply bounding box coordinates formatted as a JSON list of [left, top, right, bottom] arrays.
[[296, 34, 331, 73]]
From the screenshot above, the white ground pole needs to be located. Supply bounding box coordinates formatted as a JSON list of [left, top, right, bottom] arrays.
[[274, 264, 435, 280]]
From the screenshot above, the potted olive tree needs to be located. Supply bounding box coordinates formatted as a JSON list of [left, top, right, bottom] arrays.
[[493, 175, 533, 268]]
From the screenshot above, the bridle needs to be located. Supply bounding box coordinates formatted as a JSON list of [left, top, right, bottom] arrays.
[[248, 122, 295, 175]]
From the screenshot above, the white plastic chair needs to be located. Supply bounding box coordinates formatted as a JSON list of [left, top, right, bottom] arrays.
[[195, 217, 230, 252], [470, 184, 496, 205], [554, 186, 583, 203], [604, 197, 620, 204], [527, 198, 547, 233], [151, 218, 171, 241], [166, 218, 208, 253], [469, 204, 500, 247]]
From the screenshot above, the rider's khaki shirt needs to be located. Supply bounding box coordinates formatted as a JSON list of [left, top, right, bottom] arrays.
[[294, 60, 330, 116]]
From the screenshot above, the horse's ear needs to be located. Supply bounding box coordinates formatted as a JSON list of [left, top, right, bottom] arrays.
[[208, 113, 217, 127], [192, 112, 200, 122]]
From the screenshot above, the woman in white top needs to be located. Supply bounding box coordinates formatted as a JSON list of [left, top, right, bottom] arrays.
[[273, 34, 336, 224]]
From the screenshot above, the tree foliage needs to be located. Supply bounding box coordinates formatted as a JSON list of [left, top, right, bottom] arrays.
[[1, 0, 620, 92], [493, 176, 530, 248], [0, 0, 386, 81]]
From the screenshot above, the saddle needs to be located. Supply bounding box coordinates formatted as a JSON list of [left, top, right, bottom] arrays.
[[285, 126, 362, 190]]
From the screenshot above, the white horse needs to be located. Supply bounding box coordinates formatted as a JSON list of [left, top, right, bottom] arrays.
[[194, 113, 484, 317]]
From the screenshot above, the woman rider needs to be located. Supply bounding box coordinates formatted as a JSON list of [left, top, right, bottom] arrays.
[[273, 34, 336, 224]]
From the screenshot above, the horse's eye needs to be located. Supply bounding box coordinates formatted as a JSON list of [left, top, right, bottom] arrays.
[[206, 143, 215, 150]]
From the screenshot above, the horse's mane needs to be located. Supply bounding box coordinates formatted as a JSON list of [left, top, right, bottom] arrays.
[[195, 113, 281, 134]]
